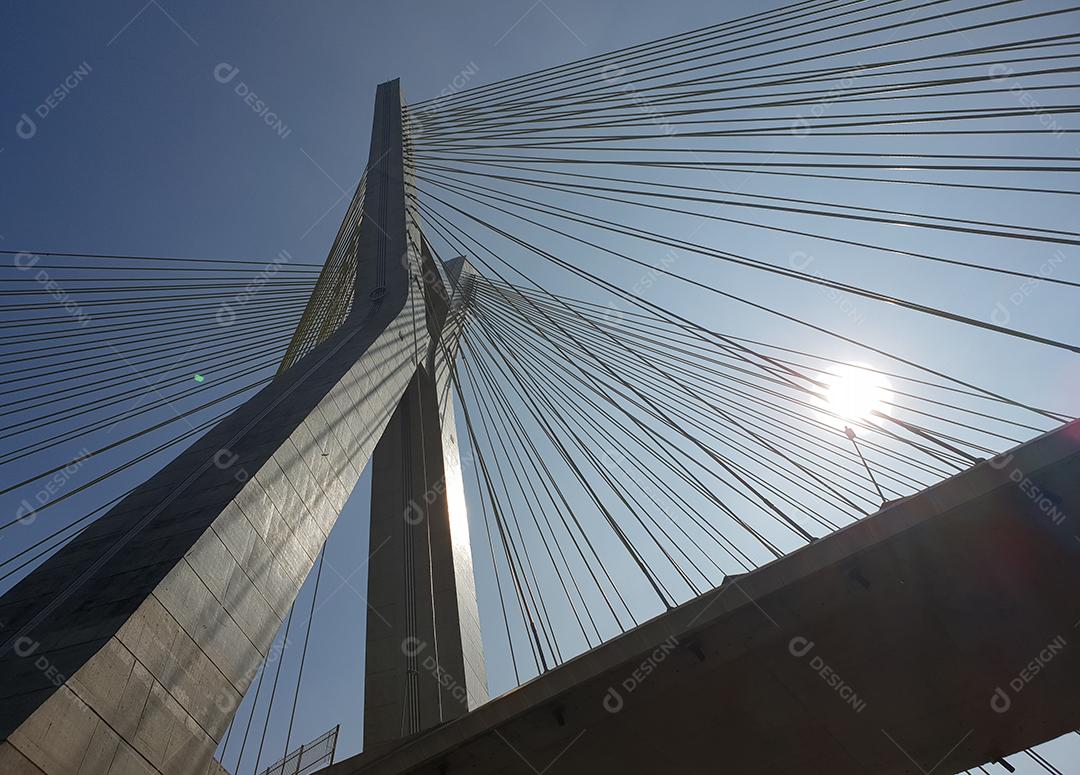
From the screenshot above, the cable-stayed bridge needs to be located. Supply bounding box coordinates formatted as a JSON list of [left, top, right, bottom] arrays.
[[1, 1, 1079, 773]]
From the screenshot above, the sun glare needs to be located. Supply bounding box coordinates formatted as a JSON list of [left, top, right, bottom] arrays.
[[815, 363, 893, 429]]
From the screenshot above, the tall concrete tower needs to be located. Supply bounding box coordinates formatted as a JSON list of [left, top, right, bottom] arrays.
[[365, 246, 487, 745], [0, 79, 485, 775]]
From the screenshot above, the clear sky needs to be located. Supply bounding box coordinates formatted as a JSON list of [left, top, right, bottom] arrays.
[[2, 1, 1079, 773]]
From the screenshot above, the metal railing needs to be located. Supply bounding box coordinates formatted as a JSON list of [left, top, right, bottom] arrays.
[[258, 725, 340, 775]]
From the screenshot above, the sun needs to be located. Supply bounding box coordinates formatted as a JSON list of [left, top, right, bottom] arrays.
[[814, 363, 893, 429]]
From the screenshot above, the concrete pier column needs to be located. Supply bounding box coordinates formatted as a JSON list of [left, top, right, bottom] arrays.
[[364, 249, 487, 746], [0, 79, 433, 775]]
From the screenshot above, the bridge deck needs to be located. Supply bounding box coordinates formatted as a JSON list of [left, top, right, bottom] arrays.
[[326, 421, 1080, 775]]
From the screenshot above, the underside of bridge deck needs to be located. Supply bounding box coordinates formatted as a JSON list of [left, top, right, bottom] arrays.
[[326, 421, 1080, 775]]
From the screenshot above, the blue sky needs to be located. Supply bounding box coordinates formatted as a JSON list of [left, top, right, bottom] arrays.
[[3, 1, 1079, 772]]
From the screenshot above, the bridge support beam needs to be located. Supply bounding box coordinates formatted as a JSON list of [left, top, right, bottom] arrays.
[[364, 247, 487, 746], [364, 364, 487, 745], [0, 79, 435, 775]]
